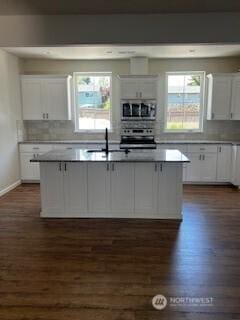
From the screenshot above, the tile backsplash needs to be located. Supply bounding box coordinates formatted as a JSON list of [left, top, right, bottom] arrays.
[[24, 120, 240, 142]]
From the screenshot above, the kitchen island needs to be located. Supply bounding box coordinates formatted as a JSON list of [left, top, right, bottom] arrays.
[[31, 148, 189, 219]]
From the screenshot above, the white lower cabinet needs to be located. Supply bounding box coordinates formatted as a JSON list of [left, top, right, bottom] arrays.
[[64, 162, 88, 215], [20, 153, 41, 180], [216, 145, 232, 182], [88, 163, 111, 215], [186, 153, 217, 182], [158, 163, 182, 217], [111, 163, 135, 214], [185, 154, 202, 181], [40, 162, 65, 215], [19, 144, 53, 181], [134, 163, 158, 214], [40, 161, 183, 219]]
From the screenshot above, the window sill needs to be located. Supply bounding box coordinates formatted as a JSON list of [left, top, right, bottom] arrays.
[[163, 130, 203, 133]]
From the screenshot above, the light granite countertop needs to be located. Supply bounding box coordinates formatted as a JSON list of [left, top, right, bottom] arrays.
[[19, 140, 240, 145], [30, 149, 189, 163]]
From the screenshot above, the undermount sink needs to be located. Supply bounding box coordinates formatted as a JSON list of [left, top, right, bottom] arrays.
[[87, 149, 130, 154]]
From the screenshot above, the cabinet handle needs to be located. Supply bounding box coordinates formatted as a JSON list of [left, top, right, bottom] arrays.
[[199, 155, 202, 160], [202, 155, 205, 161], [160, 163, 163, 171], [64, 163, 67, 171], [112, 163, 115, 171], [154, 163, 158, 172], [219, 146, 222, 153], [43, 113, 45, 119], [33, 147, 40, 150], [106, 163, 109, 171], [46, 113, 49, 119], [230, 112, 233, 119], [59, 162, 61, 171]]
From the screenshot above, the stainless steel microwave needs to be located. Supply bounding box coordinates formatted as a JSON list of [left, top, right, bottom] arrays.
[[121, 100, 157, 120]]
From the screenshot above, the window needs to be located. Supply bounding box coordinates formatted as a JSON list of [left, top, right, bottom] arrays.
[[74, 72, 112, 131], [165, 72, 205, 132]]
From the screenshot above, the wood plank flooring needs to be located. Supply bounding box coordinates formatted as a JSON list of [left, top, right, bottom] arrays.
[[0, 184, 240, 319]]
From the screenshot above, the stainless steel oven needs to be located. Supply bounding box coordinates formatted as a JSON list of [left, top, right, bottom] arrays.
[[121, 100, 157, 121], [120, 123, 156, 149]]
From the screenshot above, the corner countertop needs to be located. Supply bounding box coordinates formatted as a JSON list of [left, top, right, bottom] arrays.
[[30, 149, 189, 163]]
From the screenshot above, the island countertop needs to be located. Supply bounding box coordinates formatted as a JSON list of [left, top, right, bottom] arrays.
[[30, 148, 189, 163]]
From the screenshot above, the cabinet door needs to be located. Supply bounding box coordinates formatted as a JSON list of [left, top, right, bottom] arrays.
[[158, 163, 182, 218], [20, 153, 40, 180], [40, 163, 65, 215], [231, 76, 240, 120], [201, 154, 217, 182], [210, 76, 232, 120], [44, 78, 70, 120], [121, 79, 138, 99], [111, 163, 134, 215], [134, 163, 158, 215], [186, 153, 202, 181], [232, 146, 240, 186], [21, 79, 43, 120], [216, 145, 232, 182], [87, 163, 111, 214], [138, 79, 157, 99], [64, 163, 88, 215]]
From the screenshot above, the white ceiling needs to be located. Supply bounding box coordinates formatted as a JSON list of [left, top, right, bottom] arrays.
[[4, 45, 240, 60]]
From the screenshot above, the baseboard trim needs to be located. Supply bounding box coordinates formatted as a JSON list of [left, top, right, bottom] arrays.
[[0, 180, 21, 197]]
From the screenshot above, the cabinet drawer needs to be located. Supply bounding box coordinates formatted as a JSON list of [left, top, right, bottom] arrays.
[[188, 144, 217, 153], [53, 144, 81, 150], [19, 144, 53, 153]]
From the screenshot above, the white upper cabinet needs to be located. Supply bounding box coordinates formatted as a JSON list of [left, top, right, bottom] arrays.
[[21, 79, 43, 120], [230, 75, 240, 120], [120, 76, 157, 99], [207, 74, 232, 120], [21, 75, 72, 120]]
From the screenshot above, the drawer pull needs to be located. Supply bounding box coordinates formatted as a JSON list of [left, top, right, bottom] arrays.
[[33, 147, 40, 150]]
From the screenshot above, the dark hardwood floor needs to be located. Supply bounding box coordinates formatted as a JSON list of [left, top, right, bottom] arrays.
[[0, 184, 240, 319]]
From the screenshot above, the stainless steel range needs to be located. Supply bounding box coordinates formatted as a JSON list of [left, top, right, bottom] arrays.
[[120, 122, 156, 149]]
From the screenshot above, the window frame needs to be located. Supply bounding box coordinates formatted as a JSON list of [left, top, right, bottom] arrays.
[[164, 71, 205, 133], [73, 72, 113, 132]]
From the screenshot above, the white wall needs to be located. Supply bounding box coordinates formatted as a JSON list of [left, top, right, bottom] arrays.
[[0, 49, 22, 195], [22, 56, 240, 142]]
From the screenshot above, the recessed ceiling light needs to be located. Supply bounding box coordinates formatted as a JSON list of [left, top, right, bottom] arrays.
[[189, 49, 196, 53], [43, 51, 52, 55]]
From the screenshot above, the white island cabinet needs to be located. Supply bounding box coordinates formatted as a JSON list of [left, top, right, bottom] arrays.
[[32, 149, 188, 219]]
